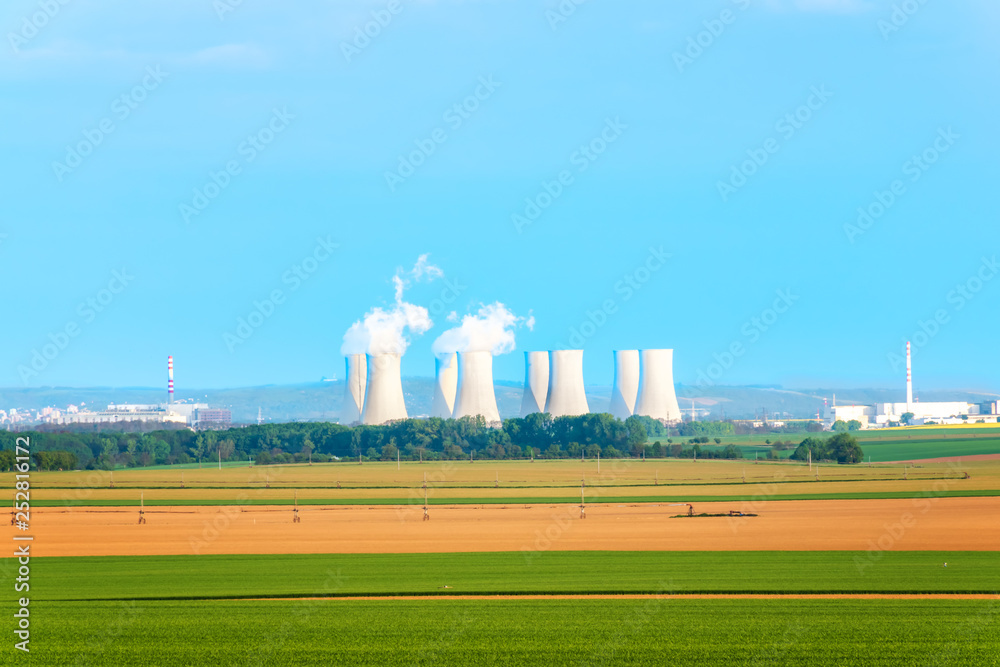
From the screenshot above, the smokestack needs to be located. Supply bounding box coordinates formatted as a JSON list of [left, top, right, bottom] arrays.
[[341, 354, 367, 425], [361, 353, 408, 425], [608, 349, 639, 420], [544, 350, 589, 417], [167, 355, 174, 404], [633, 348, 681, 422], [519, 351, 549, 417], [906, 341, 913, 407], [431, 353, 458, 419], [452, 351, 501, 424]]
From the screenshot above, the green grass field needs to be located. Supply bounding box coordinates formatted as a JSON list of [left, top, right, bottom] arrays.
[[22, 552, 1000, 600], [13, 551, 999, 664], [30, 598, 1000, 666]]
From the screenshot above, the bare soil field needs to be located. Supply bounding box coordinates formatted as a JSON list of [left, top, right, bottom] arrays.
[[6, 497, 998, 557]]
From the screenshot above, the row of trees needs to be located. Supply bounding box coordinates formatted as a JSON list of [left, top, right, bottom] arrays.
[[790, 433, 864, 464], [1, 416, 862, 470]]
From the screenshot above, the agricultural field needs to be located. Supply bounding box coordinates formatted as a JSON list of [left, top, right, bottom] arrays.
[[8, 552, 1000, 665], [5, 431, 999, 664], [654, 424, 1000, 463]]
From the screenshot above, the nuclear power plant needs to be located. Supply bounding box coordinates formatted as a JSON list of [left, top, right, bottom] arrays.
[[608, 349, 640, 420], [451, 350, 502, 424], [431, 353, 458, 419], [361, 353, 408, 425], [544, 350, 590, 417], [519, 351, 549, 417], [633, 349, 682, 422], [341, 353, 367, 425], [343, 346, 684, 425]]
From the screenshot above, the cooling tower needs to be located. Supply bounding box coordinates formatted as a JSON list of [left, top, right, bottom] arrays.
[[452, 350, 501, 424], [431, 353, 458, 419], [608, 349, 640, 420], [341, 354, 367, 425], [633, 348, 681, 422], [361, 353, 408, 425], [544, 349, 589, 417], [519, 351, 549, 417]]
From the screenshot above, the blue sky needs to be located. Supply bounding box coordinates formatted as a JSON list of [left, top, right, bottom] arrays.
[[1, 0, 997, 394]]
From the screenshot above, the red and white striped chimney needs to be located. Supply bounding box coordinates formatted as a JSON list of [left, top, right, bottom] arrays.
[[168, 355, 174, 404], [905, 342, 912, 407]]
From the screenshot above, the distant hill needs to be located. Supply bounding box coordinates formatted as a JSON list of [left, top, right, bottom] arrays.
[[3, 382, 996, 424]]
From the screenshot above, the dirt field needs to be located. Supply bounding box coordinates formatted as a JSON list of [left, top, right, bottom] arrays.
[[884, 453, 1000, 465], [6, 497, 998, 557]]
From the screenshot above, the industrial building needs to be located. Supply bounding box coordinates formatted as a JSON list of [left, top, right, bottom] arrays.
[[519, 351, 548, 417], [343, 346, 684, 425], [544, 350, 590, 417], [825, 342, 1000, 428], [452, 350, 501, 424], [608, 349, 640, 421], [431, 353, 458, 419], [361, 353, 408, 425], [633, 349, 682, 422]]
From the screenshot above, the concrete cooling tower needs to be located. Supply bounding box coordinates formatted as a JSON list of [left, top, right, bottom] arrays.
[[544, 349, 589, 417], [361, 353, 408, 425], [431, 353, 458, 419], [519, 351, 549, 417], [341, 354, 367, 425], [633, 348, 681, 422], [608, 349, 640, 420], [451, 350, 501, 424]]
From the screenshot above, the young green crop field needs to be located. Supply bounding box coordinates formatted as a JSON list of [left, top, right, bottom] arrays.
[[18, 551, 1000, 600], [12, 552, 998, 664], [28, 598, 1000, 666]]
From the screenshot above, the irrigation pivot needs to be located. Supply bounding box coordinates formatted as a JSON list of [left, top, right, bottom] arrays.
[[138, 492, 146, 525], [293, 491, 301, 523], [579, 481, 586, 519]]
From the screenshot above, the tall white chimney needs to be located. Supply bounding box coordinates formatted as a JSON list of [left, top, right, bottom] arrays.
[[341, 354, 367, 425], [431, 353, 458, 419], [633, 348, 681, 422], [452, 350, 501, 424], [608, 349, 639, 420], [519, 351, 549, 417], [361, 353, 408, 425], [544, 349, 589, 417], [906, 341, 913, 407]]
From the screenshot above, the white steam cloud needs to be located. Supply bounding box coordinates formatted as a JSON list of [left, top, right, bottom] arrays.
[[341, 255, 442, 356], [432, 302, 533, 357]]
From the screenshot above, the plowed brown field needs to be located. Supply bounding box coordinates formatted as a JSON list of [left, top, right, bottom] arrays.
[[6, 497, 998, 557]]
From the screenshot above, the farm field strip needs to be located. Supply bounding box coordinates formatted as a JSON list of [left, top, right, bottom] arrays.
[[25, 488, 1000, 507], [14, 551, 1000, 601], [6, 498, 998, 556], [23, 599, 1000, 666]]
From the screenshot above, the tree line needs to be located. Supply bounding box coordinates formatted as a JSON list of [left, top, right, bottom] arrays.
[[0, 414, 861, 470]]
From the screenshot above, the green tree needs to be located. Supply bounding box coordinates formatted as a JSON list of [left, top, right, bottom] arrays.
[[832, 420, 848, 432], [847, 419, 863, 432], [900, 412, 915, 425]]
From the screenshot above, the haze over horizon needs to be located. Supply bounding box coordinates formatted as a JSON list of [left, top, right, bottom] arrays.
[[2, 0, 997, 393]]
